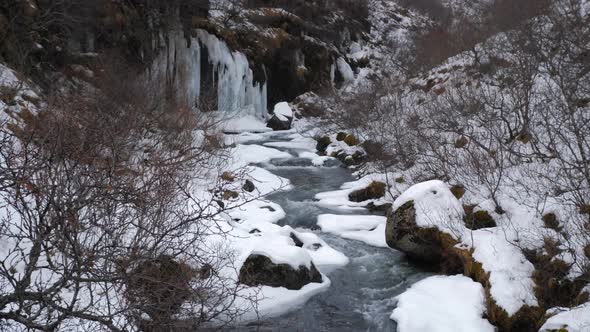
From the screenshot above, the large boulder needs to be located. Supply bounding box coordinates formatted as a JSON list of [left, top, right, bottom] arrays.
[[238, 254, 322, 290], [267, 102, 294, 130], [385, 180, 464, 268], [385, 200, 454, 263]]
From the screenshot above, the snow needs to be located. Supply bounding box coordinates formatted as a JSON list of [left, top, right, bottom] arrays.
[[390, 275, 495, 332], [273, 102, 293, 121], [231, 144, 292, 168], [222, 114, 272, 133], [251, 235, 314, 268], [299, 151, 337, 166], [469, 230, 538, 316], [263, 136, 316, 151], [317, 214, 388, 247], [236, 276, 331, 321], [540, 303, 590, 332]]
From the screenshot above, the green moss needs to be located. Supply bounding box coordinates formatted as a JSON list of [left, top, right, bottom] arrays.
[[343, 134, 358, 146]]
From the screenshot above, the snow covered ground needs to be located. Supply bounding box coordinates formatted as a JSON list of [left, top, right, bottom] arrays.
[[390, 275, 495, 332]]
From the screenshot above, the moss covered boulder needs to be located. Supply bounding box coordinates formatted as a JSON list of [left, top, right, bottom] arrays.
[[385, 201, 460, 268], [348, 181, 387, 202], [316, 136, 331, 155]]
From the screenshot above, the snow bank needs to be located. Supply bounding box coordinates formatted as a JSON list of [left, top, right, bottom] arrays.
[[540, 304, 590, 332], [231, 144, 292, 168], [470, 230, 538, 315], [390, 275, 495, 332], [317, 214, 388, 247]]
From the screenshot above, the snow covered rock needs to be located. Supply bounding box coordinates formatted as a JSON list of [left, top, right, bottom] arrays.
[[385, 180, 464, 264], [238, 254, 322, 290], [540, 303, 590, 332], [390, 275, 495, 332], [348, 181, 386, 203], [267, 102, 294, 131]]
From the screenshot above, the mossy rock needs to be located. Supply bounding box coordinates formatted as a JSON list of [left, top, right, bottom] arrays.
[[223, 190, 239, 200], [395, 177, 405, 184], [578, 203, 590, 215], [316, 136, 331, 154], [221, 171, 235, 182], [343, 134, 358, 146], [385, 201, 461, 270], [450, 184, 466, 199], [464, 210, 497, 230], [336, 132, 347, 141], [542, 213, 560, 231], [367, 202, 393, 215], [455, 136, 469, 148], [348, 181, 386, 202]]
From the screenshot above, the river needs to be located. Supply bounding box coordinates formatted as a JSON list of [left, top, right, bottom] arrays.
[[234, 133, 430, 331]]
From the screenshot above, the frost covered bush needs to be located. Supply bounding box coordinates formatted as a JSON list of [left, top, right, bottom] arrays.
[[325, 0, 590, 313], [0, 62, 256, 331]]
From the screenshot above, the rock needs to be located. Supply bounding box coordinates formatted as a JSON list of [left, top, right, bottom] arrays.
[[348, 181, 386, 202], [367, 202, 393, 214], [0, 14, 8, 40], [450, 184, 466, 199], [267, 114, 293, 131], [336, 132, 347, 141], [290, 232, 304, 247], [222, 190, 239, 200], [249, 228, 261, 234], [238, 254, 322, 290], [542, 213, 560, 230], [385, 201, 460, 268], [292, 92, 325, 117], [309, 243, 322, 250], [343, 134, 358, 146], [464, 209, 497, 230], [242, 179, 256, 192], [23, 0, 40, 17], [221, 171, 235, 182], [455, 136, 469, 148], [267, 102, 294, 131], [316, 136, 331, 154], [215, 200, 225, 209]]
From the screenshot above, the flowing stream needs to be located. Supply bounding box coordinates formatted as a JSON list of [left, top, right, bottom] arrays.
[[236, 133, 430, 331]]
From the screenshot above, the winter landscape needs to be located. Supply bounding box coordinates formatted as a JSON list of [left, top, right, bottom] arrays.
[[0, 0, 589, 331]]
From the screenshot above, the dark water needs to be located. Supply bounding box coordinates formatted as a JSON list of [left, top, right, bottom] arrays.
[[235, 133, 430, 331]]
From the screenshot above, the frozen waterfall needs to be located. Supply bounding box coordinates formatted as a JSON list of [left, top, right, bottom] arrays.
[[156, 28, 269, 132]]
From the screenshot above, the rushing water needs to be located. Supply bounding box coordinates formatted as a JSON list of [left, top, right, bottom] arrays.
[[235, 134, 430, 331]]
